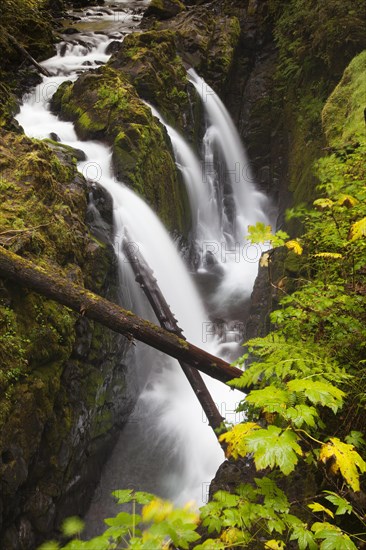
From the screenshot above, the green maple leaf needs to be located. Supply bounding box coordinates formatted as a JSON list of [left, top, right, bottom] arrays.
[[247, 223, 289, 247], [168, 519, 201, 549], [313, 526, 357, 550], [112, 489, 133, 504], [324, 492, 353, 515], [289, 522, 317, 550], [134, 491, 155, 505], [247, 222, 274, 243], [284, 404, 318, 428], [255, 478, 289, 513], [287, 379, 344, 413], [61, 517, 85, 537], [213, 490, 240, 508], [246, 387, 290, 414], [245, 426, 302, 475]]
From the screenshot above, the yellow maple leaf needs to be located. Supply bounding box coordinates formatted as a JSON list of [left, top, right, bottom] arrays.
[[264, 540, 285, 549], [220, 527, 243, 544], [142, 498, 173, 522], [308, 502, 334, 518], [219, 422, 260, 459], [260, 252, 270, 267], [285, 240, 303, 255], [319, 437, 366, 491], [349, 217, 366, 241]]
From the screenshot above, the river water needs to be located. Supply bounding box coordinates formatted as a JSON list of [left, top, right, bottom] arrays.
[[16, 0, 269, 536]]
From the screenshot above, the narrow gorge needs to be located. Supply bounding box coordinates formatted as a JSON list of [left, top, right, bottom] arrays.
[[0, 0, 365, 548]]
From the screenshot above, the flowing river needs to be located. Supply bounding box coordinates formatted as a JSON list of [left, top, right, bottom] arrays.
[[16, 0, 269, 536]]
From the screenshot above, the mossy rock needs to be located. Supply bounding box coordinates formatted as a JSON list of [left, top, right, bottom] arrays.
[[52, 65, 190, 235], [145, 0, 186, 20], [155, 6, 241, 90], [0, 83, 18, 130], [322, 50, 366, 148], [111, 30, 190, 129], [0, 128, 133, 543]]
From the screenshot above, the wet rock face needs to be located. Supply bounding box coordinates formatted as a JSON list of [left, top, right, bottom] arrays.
[[145, 0, 186, 20], [0, 135, 135, 548]]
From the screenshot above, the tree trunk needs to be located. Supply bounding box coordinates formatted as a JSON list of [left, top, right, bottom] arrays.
[[6, 32, 51, 77], [123, 235, 225, 433], [0, 247, 244, 386]]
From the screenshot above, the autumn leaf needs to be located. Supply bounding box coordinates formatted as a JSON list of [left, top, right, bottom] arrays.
[[142, 498, 174, 522], [308, 502, 334, 518], [219, 422, 260, 459], [264, 540, 285, 549], [337, 194, 358, 208], [285, 240, 303, 255], [319, 437, 366, 491], [349, 217, 366, 241]]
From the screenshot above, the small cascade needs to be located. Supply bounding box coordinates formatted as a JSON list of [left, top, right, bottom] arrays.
[[147, 104, 223, 246], [188, 69, 268, 238]]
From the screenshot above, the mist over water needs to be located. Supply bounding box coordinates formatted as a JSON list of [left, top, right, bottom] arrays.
[[16, 3, 268, 535]]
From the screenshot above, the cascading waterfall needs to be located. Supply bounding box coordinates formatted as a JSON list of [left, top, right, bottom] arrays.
[[186, 69, 270, 319], [146, 103, 223, 246], [15, 0, 268, 534]]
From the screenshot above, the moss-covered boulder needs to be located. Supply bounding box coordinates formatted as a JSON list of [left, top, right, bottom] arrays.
[[322, 50, 366, 148], [111, 30, 190, 129], [145, 0, 186, 20], [0, 130, 134, 547], [52, 65, 190, 235], [149, 6, 241, 91]]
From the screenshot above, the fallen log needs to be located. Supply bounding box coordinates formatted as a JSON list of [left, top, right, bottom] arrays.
[[0, 247, 244, 387], [123, 235, 225, 433], [5, 32, 51, 77]]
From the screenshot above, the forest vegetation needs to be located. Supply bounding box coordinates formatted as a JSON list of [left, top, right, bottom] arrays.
[[0, 0, 365, 548]]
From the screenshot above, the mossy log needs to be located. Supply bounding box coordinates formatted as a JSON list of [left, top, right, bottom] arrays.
[[0, 247, 244, 386], [5, 31, 51, 77]]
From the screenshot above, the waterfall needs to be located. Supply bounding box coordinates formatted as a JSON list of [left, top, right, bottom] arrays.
[[188, 69, 268, 238], [147, 82, 270, 321], [146, 103, 223, 246], [15, 1, 267, 533]]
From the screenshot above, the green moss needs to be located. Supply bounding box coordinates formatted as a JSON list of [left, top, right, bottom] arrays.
[[322, 50, 366, 148], [145, 0, 186, 20], [0, 0, 56, 78], [52, 65, 190, 236], [111, 30, 189, 128], [268, 0, 366, 210]]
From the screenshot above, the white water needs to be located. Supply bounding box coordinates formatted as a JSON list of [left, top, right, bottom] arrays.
[[147, 104, 223, 245], [149, 78, 270, 319], [15, 1, 267, 530]]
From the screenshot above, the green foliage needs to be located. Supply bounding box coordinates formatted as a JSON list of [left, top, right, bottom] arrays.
[[61, 517, 85, 538]]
